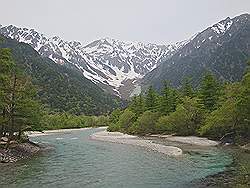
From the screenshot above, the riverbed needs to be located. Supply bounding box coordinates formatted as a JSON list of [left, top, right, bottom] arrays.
[[0, 128, 232, 188]]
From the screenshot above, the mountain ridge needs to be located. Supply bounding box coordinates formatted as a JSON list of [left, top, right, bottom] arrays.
[[1, 13, 249, 97], [0, 25, 187, 98], [142, 13, 250, 91], [0, 34, 122, 115]]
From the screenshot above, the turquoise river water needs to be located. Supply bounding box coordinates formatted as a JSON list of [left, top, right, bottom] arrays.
[[0, 128, 232, 188]]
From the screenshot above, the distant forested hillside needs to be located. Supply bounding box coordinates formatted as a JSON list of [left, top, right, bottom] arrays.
[[142, 14, 250, 91], [0, 35, 122, 115]]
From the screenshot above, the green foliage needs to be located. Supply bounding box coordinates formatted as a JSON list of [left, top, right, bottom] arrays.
[[145, 86, 158, 112], [108, 109, 137, 132], [181, 77, 193, 97], [129, 94, 145, 116], [0, 48, 42, 144], [0, 35, 122, 115], [109, 109, 123, 124], [129, 111, 160, 135], [108, 60, 249, 144], [107, 123, 120, 132], [199, 72, 221, 111], [41, 112, 109, 130], [200, 99, 238, 139], [158, 81, 178, 115], [236, 69, 250, 138], [200, 64, 250, 142], [157, 97, 205, 136], [117, 109, 136, 132]]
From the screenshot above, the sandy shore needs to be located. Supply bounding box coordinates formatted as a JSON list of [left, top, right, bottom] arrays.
[[90, 130, 183, 156], [26, 127, 101, 137], [150, 135, 219, 146]]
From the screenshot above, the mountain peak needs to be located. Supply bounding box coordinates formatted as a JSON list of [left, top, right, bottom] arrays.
[[211, 17, 233, 34], [0, 24, 184, 98]]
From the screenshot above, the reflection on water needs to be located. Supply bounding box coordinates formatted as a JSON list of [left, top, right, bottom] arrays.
[[0, 128, 232, 188]]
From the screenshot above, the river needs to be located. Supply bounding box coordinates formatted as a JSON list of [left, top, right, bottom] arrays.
[[0, 128, 232, 188]]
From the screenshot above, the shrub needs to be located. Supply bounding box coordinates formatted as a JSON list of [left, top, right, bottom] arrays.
[[200, 99, 238, 140], [117, 109, 136, 132], [156, 115, 175, 134], [131, 111, 160, 135], [107, 123, 120, 132], [157, 97, 205, 136]]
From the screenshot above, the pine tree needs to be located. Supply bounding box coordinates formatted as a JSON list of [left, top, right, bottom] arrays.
[[159, 81, 177, 115], [236, 60, 250, 138], [0, 48, 15, 138], [145, 86, 158, 112], [199, 73, 220, 111], [129, 94, 145, 116], [0, 49, 42, 146], [182, 77, 193, 97]]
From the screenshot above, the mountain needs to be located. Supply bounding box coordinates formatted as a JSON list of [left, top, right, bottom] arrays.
[[142, 13, 250, 91], [1, 14, 248, 97], [0, 34, 122, 115], [0, 25, 186, 98]]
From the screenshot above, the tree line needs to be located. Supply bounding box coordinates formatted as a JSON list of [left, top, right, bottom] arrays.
[[1, 48, 249, 146], [0, 49, 43, 147], [0, 49, 109, 147], [108, 61, 250, 144]]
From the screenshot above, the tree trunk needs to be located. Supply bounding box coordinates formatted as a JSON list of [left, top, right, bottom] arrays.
[[0, 108, 7, 138], [6, 74, 17, 149]]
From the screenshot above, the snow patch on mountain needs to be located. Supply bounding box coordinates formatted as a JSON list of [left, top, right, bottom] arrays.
[[0, 25, 188, 97], [211, 17, 233, 34]]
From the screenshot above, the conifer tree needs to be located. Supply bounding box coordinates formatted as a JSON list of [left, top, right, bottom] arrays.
[[199, 72, 220, 111], [182, 77, 193, 97], [236, 61, 250, 138], [145, 86, 158, 112], [159, 81, 177, 115], [0, 48, 42, 146]]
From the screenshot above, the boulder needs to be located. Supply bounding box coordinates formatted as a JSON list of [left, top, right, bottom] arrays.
[[1, 137, 8, 142], [10, 140, 18, 145], [0, 141, 7, 145]]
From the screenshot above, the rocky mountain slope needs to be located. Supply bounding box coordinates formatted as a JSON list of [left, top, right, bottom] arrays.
[[142, 13, 250, 91], [1, 14, 249, 98], [0, 25, 186, 98], [0, 34, 122, 115]]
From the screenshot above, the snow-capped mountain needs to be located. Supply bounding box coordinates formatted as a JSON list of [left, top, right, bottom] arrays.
[[142, 13, 250, 91], [0, 25, 185, 98], [2, 14, 246, 98]]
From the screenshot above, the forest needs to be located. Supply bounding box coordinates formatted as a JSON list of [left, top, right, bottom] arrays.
[[0, 48, 109, 147], [108, 61, 250, 144], [1, 47, 249, 147]]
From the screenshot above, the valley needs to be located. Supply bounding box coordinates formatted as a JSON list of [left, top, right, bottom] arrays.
[[1, 14, 249, 98], [0, 6, 249, 188]]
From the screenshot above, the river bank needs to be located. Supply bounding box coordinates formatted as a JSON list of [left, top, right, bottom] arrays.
[[0, 141, 41, 163], [90, 130, 221, 156], [0, 127, 104, 163], [2, 127, 248, 187], [91, 129, 250, 187], [26, 127, 95, 137], [191, 147, 250, 188]]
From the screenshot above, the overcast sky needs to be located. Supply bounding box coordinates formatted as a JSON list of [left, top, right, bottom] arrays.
[[0, 0, 249, 45]]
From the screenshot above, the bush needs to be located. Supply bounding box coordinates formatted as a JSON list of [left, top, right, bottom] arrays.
[[96, 115, 109, 126], [107, 123, 120, 132], [200, 81, 250, 141], [200, 100, 237, 139], [130, 111, 160, 135], [41, 113, 108, 130], [117, 109, 136, 132], [156, 97, 205, 136], [156, 115, 175, 134], [109, 109, 123, 124]]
